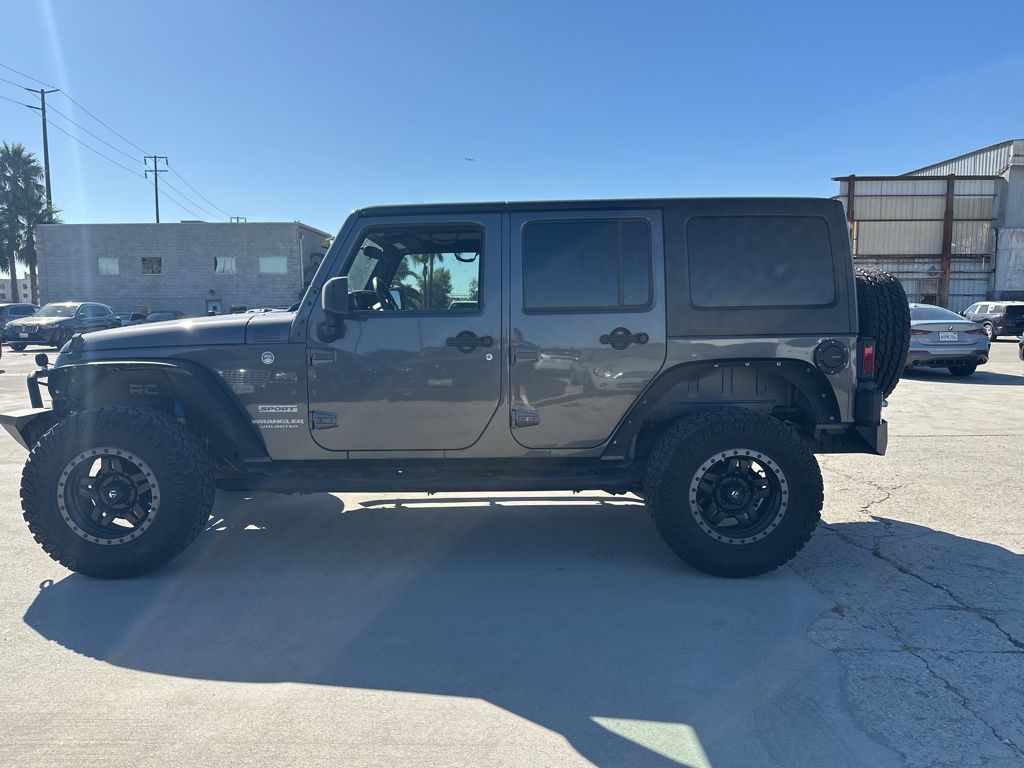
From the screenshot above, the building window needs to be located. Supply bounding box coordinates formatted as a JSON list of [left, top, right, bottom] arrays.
[[141, 257, 163, 275], [259, 256, 288, 274], [98, 257, 120, 275], [214, 256, 237, 274]]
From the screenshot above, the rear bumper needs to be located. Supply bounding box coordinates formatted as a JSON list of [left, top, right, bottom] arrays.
[[905, 348, 988, 368]]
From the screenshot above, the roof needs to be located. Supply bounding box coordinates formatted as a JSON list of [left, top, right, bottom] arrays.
[[35, 220, 333, 238], [353, 196, 841, 217], [902, 139, 1024, 177]]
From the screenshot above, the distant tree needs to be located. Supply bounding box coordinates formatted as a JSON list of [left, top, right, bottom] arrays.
[[467, 276, 479, 302], [427, 267, 452, 310], [0, 143, 53, 303]]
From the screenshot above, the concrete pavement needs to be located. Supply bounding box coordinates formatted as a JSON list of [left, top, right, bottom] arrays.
[[0, 341, 1021, 767]]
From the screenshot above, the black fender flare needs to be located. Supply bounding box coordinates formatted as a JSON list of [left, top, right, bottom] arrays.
[[604, 358, 843, 461], [48, 359, 268, 465]]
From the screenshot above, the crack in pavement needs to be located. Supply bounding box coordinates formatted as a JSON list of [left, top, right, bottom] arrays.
[[799, 465, 1024, 762]]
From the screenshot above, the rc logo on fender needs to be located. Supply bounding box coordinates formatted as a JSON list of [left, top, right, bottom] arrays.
[[261, 351, 275, 365]]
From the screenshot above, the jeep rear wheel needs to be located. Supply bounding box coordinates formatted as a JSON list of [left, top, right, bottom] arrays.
[[855, 268, 910, 397], [20, 406, 214, 578], [643, 408, 823, 578]]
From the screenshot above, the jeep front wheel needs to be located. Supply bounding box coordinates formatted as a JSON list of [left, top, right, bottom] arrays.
[[20, 406, 214, 578], [643, 408, 823, 577]]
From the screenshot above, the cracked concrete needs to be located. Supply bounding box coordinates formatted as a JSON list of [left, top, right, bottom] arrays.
[[0, 343, 1022, 767]]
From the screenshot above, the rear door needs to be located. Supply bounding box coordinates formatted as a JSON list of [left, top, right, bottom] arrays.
[[508, 209, 666, 449]]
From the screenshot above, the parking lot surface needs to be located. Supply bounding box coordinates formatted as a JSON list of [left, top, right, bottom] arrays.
[[0, 342, 1021, 768]]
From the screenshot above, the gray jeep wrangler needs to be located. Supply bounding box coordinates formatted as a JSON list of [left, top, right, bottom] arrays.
[[2, 198, 909, 579]]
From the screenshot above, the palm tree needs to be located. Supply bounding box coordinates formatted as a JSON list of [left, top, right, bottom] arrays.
[[0, 142, 49, 303]]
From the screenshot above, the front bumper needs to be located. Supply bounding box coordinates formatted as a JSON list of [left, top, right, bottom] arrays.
[[3, 325, 62, 344]]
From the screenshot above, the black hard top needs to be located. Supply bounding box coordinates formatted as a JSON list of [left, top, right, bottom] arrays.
[[355, 197, 843, 217]]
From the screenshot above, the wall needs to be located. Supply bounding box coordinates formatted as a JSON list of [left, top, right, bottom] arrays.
[[36, 222, 330, 316], [994, 228, 1024, 299], [0, 277, 34, 303]]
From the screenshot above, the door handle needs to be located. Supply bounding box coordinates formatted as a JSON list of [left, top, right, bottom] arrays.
[[599, 327, 649, 350], [446, 331, 493, 353]]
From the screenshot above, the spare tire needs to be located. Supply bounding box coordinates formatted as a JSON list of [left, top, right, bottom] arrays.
[[854, 268, 910, 397]]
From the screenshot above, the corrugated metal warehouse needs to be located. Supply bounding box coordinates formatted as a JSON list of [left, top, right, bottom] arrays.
[[835, 139, 1024, 310]]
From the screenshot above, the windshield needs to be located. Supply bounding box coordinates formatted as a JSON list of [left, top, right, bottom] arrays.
[[35, 304, 76, 318]]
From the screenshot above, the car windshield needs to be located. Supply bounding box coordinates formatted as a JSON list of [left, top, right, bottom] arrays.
[[35, 304, 77, 317]]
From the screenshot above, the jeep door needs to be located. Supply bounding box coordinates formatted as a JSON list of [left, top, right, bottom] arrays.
[[508, 209, 667, 449], [307, 214, 503, 451]]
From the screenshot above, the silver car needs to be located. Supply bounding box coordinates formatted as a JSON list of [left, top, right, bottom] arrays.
[[905, 303, 989, 377]]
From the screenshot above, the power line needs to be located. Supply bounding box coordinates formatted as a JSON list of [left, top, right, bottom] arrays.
[[2, 62, 235, 218], [45, 119, 145, 177], [0, 63, 56, 88], [0, 92, 33, 108], [168, 167, 232, 217], [159, 186, 206, 220], [45, 103, 142, 164], [161, 178, 226, 221]]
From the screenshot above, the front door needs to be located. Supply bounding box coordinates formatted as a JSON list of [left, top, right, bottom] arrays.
[[508, 209, 667, 449], [307, 214, 503, 451]]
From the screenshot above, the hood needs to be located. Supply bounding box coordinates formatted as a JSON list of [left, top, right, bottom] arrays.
[[75, 313, 258, 351], [7, 316, 70, 328]]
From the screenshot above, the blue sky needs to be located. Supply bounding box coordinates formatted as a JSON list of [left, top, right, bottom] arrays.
[[2, 0, 1023, 248]]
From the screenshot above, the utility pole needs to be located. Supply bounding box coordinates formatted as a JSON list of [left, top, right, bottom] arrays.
[[144, 155, 168, 223], [25, 87, 60, 215]]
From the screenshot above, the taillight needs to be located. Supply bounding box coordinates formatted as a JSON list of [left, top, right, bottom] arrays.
[[965, 328, 987, 335], [910, 329, 930, 335], [860, 339, 876, 379], [996, 314, 1006, 323]]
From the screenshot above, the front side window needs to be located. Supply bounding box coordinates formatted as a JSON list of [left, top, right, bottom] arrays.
[[214, 256, 237, 275], [141, 257, 162, 275], [344, 226, 482, 312], [687, 215, 835, 308], [522, 219, 651, 311], [98, 257, 119, 276], [259, 256, 288, 274]]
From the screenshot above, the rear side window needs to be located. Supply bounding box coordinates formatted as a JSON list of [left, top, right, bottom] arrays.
[[686, 216, 835, 308], [523, 219, 651, 311]]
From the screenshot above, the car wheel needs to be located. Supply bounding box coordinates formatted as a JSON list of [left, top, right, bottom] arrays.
[[1019, 344, 1024, 362], [10, 343, 27, 352], [643, 407, 823, 578], [854, 269, 911, 398], [948, 363, 978, 377], [983, 323, 996, 343], [20, 406, 214, 578]]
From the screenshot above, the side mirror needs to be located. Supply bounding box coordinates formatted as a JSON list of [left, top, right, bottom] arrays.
[[322, 276, 350, 317]]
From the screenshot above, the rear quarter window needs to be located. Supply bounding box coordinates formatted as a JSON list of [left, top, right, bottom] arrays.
[[686, 216, 836, 308]]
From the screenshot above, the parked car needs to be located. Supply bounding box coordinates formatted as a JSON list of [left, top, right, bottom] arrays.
[[906, 303, 989, 376], [960, 301, 1024, 342], [117, 312, 148, 326], [3, 301, 121, 350], [142, 310, 187, 324], [0, 302, 39, 331], [1, 197, 908, 581]]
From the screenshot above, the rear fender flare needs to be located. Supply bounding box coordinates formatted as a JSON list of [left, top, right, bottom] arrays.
[[605, 359, 842, 461]]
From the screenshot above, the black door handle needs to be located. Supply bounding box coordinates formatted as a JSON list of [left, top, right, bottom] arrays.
[[599, 327, 649, 350], [446, 331, 493, 353]]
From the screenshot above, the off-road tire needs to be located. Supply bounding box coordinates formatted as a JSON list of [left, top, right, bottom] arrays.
[[948, 362, 978, 377], [643, 408, 823, 578], [854, 268, 910, 397], [10, 343, 27, 352], [20, 406, 214, 578]]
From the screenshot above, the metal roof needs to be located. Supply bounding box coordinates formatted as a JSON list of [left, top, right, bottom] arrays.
[[902, 139, 1024, 177]]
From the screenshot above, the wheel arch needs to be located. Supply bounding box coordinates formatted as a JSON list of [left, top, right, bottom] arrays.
[[608, 358, 842, 462], [48, 359, 268, 469]]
